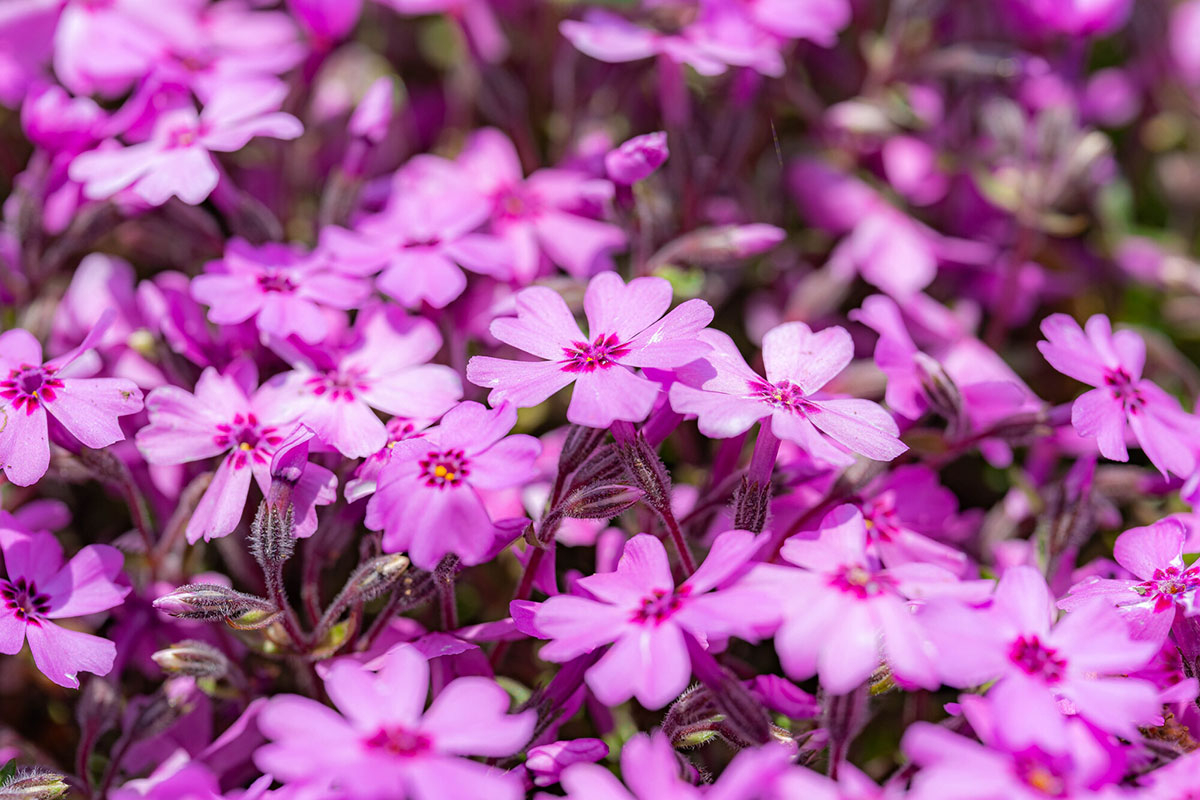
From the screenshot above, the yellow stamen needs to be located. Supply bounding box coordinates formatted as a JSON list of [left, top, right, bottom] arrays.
[[434, 465, 448, 478], [239, 442, 252, 451]]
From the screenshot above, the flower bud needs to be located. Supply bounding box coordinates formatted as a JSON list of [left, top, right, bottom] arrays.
[[349, 76, 395, 144], [913, 352, 963, 427], [732, 476, 771, 534], [526, 739, 609, 787], [650, 225, 786, 269], [561, 484, 644, 521], [612, 430, 672, 518], [249, 500, 296, 567], [0, 768, 68, 800], [605, 131, 669, 185], [559, 425, 608, 477], [152, 640, 229, 679], [153, 583, 278, 625], [567, 445, 625, 491], [342, 554, 411, 604]]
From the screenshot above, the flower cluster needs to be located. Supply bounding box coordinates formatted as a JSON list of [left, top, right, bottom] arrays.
[[4, 0, 1200, 799]]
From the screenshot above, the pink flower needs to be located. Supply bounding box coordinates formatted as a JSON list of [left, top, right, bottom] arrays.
[[921, 566, 1162, 744], [270, 307, 462, 458], [558, 731, 702, 800], [365, 402, 540, 569], [669, 322, 907, 463], [745, 505, 981, 694], [857, 465, 971, 575], [136, 366, 336, 543], [256, 644, 534, 800], [191, 239, 371, 345], [1038, 313, 1200, 477], [0, 522, 129, 688], [1060, 518, 1199, 644], [525, 738, 608, 788], [0, 314, 144, 487], [513, 530, 777, 709], [321, 155, 510, 308], [467, 272, 714, 429], [68, 83, 303, 206], [457, 128, 626, 282], [902, 693, 1124, 800]]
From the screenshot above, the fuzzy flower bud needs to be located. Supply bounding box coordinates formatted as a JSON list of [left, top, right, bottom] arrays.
[[153, 583, 279, 627], [561, 484, 644, 521], [152, 640, 230, 679], [0, 768, 68, 800]]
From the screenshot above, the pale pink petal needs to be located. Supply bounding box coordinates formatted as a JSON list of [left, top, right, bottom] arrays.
[[1060, 677, 1161, 737], [191, 273, 264, 324], [405, 756, 524, 800], [582, 273, 672, 342], [577, 533, 674, 605], [566, 367, 659, 427], [621, 299, 714, 369], [26, 621, 115, 688], [420, 677, 533, 756], [0, 613, 25, 655], [435, 401, 518, 454], [0, 402, 49, 486], [491, 286, 586, 359], [560, 12, 660, 63], [1113, 519, 1186, 578], [45, 377, 142, 448], [301, 396, 388, 458], [358, 365, 462, 420], [466, 435, 541, 490], [442, 233, 511, 277], [377, 251, 468, 309], [816, 601, 879, 694], [68, 142, 161, 201], [667, 382, 767, 438], [994, 566, 1055, 635], [530, 596, 629, 661], [1037, 314, 1107, 387], [762, 322, 852, 393], [804, 398, 907, 461], [186, 454, 254, 543], [42, 544, 128, 618], [683, 529, 759, 593], [136, 386, 231, 465], [1071, 387, 1128, 462], [536, 212, 625, 278], [1131, 400, 1198, 478], [468, 356, 577, 410], [0, 329, 42, 370], [586, 622, 690, 709], [1051, 599, 1159, 674], [132, 147, 219, 206], [874, 597, 939, 689], [0, 531, 63, 585]]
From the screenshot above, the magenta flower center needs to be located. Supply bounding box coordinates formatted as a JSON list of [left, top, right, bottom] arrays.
[[1134, 564, 1200, 613], [1102, 367, 1145, 414], [166, 124, 202, 149], [363, 725, 433, 758], [862, 495, 901, 542], [307, 368, 370, 402], [0, 365, 63, 414], [420, 448, 470, 488], [1012, 751, 1068, 797], [1008, 635, 1067, 683], [213, 413, 283, 468], [632, 586, 691, 624], [829, 565, 895, 599], [0, 577, 51, 624], [560, 333, 631, 373], [748, 379, 808, 411], [496, 186, 542, 220], [256, 271, 297, 294]]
